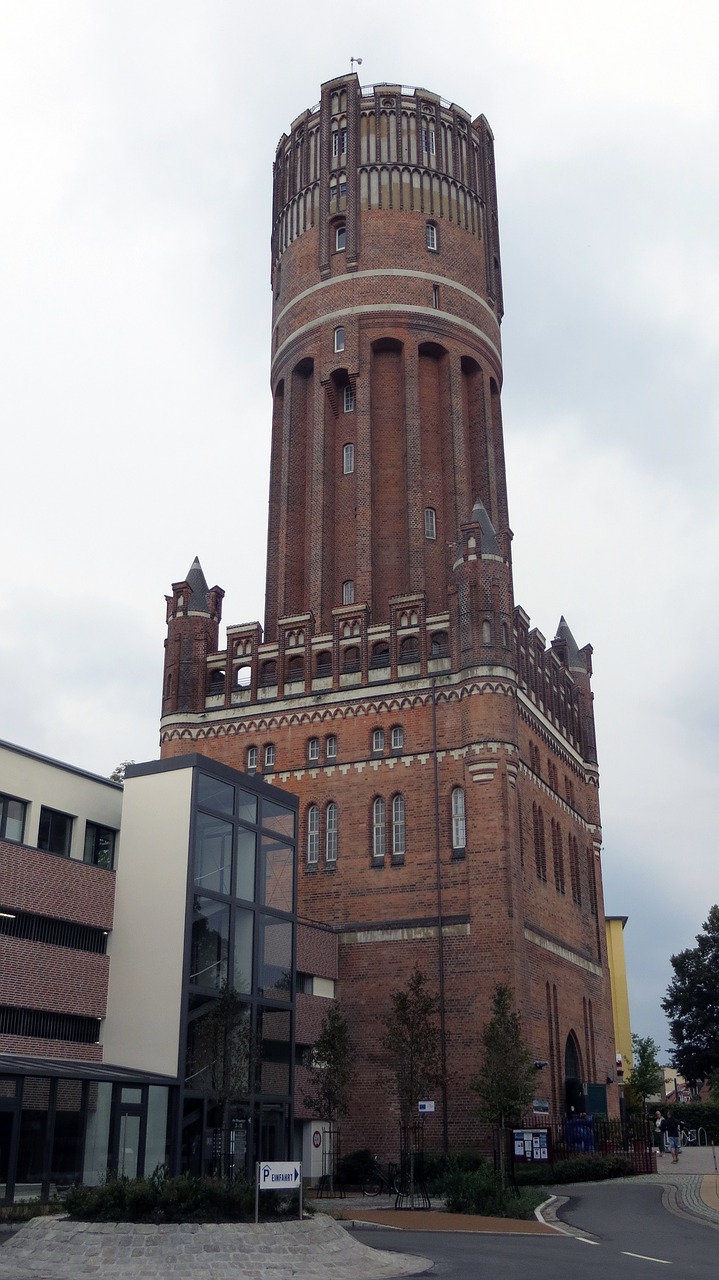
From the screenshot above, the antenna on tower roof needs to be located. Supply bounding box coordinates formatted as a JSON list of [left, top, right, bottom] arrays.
[[350, 57, 363, 74]]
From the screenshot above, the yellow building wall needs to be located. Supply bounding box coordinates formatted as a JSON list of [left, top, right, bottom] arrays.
[[605, 916, 633, 1075]]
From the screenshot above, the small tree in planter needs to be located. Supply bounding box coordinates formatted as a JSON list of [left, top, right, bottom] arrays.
[[471, 985, 536, 1192], [204, 984, 255, 1179], [303, 1004, 354, 1193], [381, 968, 443, 1201]]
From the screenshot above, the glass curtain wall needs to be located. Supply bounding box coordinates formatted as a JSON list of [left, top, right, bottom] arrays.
[[182, 768, 297, 1179]]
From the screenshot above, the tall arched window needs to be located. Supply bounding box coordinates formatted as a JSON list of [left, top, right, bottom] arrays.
[[569, 835, 582, 905], [326, 802, 338, 863], [552, 820, 565, 894], [392, 794, 406, 858], [451, 787, 466, 851], [372, 797, 386, 860], [533, 803, 546, 881], [307, 805, 319, 864]]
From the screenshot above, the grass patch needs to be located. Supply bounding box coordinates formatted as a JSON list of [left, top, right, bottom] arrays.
[[0, 1201, 64, 1224]]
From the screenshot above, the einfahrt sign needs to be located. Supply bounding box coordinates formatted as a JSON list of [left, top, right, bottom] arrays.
[[255, 1162, 303, 1222]]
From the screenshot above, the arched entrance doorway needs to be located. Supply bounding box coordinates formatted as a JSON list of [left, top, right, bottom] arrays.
[[564, 1034, 585, 1114]]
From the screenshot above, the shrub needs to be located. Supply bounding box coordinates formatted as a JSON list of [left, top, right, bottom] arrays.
[[440, 1157, 541, 1219], [64, 1172, 280, 1223], [514, 1153, 633, 1186], [669, 1103, 719, 1143]]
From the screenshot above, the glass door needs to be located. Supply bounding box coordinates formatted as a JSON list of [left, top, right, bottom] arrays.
[[0, 1107, 17, 1204]]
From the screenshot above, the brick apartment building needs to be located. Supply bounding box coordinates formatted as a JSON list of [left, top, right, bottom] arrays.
[[159, 73, 620, 1156]]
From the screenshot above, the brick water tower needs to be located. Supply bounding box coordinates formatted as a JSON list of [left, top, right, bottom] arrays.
[[161, 74, 618, 1153]]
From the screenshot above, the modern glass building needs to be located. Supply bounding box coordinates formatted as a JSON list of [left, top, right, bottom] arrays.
[[0, 747, 299, 1202]]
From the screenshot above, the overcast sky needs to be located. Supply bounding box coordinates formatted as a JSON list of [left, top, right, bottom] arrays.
[[1, 1, 717, 1061]]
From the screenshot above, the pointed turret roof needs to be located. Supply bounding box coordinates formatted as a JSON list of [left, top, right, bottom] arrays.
[[554, 616, 585, 672], [185, 556, 211, 615], [468, 498, 501, 556]]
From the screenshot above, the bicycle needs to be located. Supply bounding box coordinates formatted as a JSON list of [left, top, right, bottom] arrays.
[[679, 1126, 697, 1147], [360, 1156, 405, 1196]]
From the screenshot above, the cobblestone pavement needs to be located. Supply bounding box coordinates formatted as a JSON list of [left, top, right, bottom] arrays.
[[0, 1214, 433, 1280]]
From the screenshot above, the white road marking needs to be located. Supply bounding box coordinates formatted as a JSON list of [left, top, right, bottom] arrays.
[[622, 1252, 672, 1264]]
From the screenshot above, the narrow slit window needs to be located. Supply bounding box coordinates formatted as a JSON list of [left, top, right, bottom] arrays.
[[373, 797, 386, 860], [343, 384, 355, 412], [335, 224, 346, 252], [343, 443, 355, 474], [342, 580, 355, 605], [392, 794, 406, 858], [307, 806, 319, 864], [334, 326, 345, 352], [425, 507, 436, 539], [326, 802, 338, 862], [452, 788, 466, 850], [426, 222, 438, 252]]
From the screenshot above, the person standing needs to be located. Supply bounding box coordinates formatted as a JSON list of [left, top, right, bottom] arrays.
[[665, 1109, 681, 1163], [654, 1109, 667, 1155]]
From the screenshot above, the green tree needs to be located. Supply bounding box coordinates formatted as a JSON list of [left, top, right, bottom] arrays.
[[471, 985, 536, 1190], [109, 759, 134, 783], [627, 1034, 663, 1110], [204, 984, 254, 1178], [303, 1004, 354, 1192], [382, 968, 443, 1125], [662, 906, 719, 1086], [382, 968, 443, 1198]]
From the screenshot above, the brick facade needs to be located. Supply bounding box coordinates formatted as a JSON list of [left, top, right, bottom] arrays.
[[159, 73, 618, 1155]]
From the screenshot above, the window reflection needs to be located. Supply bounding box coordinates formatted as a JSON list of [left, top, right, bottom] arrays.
[[259, 917, 293, 1000], [261, 837, 294, 913], [233, 908, 253, 994], [236, 828, 256, 902], [197, 774, 235, 815], [262, 800, 295, 840], [194, 812, 232, 894], [190, 897, 229, 989]]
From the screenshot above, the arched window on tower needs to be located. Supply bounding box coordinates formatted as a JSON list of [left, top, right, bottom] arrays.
[[334, 326, 345, 353], [392, 794, 406, 858], [372, 797, 386, 861], [451, 787, 466, 852], [326, 802, 338, 863], [552, 820, 565, 894], [533, 803, 547, 881], [259, 660, 277, 687], [370, 641, 390, 669], [307, 805, 319, 865], [315, 651, 332, 678], [430, 631, 449, 658], [399, 636, 419, 664]]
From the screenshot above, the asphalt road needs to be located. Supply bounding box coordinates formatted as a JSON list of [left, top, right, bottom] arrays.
[[351, 1184, 719, 1279]]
